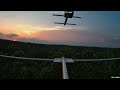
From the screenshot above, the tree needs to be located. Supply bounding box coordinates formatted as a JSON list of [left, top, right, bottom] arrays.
[[13, 50, 25, 57]]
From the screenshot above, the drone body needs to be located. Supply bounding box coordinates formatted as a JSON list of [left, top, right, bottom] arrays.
[[53, 11, 81, 25]]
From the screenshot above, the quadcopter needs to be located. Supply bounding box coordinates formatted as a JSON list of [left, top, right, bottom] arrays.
[[53, 11, 81, 25]]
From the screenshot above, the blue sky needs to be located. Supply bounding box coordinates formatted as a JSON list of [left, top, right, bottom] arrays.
[[0, 11, 120, 48]]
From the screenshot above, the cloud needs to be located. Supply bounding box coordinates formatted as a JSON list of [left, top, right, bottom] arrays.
[[108, 37, 120, 44], [15, 24, 87, 35], [0, 33, 4, 36], [0, 33, 19, 40], [17, 37, 71, 45], [18, 38, 49, 44], [6, 34, 19, 38], [0, 33, 5, 39], [0, 23, 120, 48], [30, 29, 120, 48], [32, 30, 99, 42], [0, 30, 120, 48]]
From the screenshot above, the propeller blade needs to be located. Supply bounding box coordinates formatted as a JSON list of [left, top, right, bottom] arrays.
[[73, 16, 82, 18], [66, 23, 76, 25], [54, 22, 76, 25], [54, 22, 65, 24], [53, 14, 64, 16]]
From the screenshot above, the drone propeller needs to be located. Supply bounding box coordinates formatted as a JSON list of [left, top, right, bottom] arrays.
[[53, 14, 64, 16], [54, 22, 76, 25], [54, 22, 65, 24], [73, 16, 82, 18], [66, 23, 76, 25]]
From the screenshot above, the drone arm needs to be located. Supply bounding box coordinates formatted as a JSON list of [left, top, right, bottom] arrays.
[[64, 18, 68, 25]]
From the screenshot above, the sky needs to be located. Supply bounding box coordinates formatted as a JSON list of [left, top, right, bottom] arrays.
[[0, 11, 120, 48]]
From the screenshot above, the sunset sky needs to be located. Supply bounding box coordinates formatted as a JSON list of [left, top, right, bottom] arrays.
[[0, 11, 120, 48]]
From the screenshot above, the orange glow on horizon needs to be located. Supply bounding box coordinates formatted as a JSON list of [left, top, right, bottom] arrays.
[[13, 39, 16, 41], [0, 22, 89, 43]]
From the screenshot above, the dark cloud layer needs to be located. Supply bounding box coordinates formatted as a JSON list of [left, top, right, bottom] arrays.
[[0, 33, 6, 39], [6, 34, 19, 38], [31, 30, 120, 48], [0, 30, 120, 48], [0, 33, 19, 39]]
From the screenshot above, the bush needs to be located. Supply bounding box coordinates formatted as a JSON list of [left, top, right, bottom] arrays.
[[0, 52, 2, 54]]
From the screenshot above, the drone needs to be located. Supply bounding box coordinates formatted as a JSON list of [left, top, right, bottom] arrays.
[[53, 11, 81, 25]]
